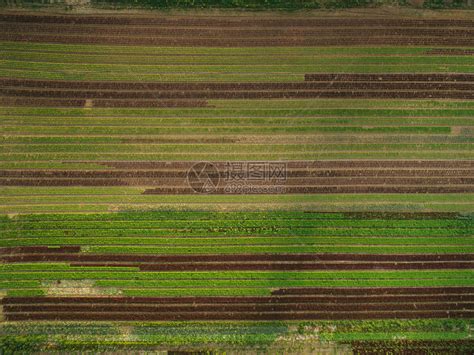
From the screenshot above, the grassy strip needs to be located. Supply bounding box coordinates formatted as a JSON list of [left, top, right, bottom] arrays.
[[2, 203, 472, 214], [3, 217, 470, 229], [5, 153, 473, 160], [119, 280, 474, 296], [3, 210, 468, 222], [2, 66, 474, 82], [7, 117, 474, 127], [3, 60, 474, 74], [1, 319, 471, 352], [2, 237, 471, 248], [4, 54, 474, 65], [2, 135, 472, 144], [2, 107, 473, 117], [1, 190, 472, 202], [2, 269, 472, 280], [82, 245, 474, 254], [4, 143, 473, 154], [4, 227, 470, 238], [3, 125, 453, 135], [210, 99, 474, 109], [0, 69, 305, 81], [0, 43, 447, 56], [5, 289, 46, 297], [0, 280, 41, 288]]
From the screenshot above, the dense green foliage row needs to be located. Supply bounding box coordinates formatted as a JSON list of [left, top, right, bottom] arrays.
[[1, 319, 471, 353]]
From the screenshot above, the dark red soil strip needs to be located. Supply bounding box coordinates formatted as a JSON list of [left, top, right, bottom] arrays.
[[5, 289, 473, 305], [3, 258, 474, 271], [142, 186, 474, 194], [0, 246, 81, 255], [6, 302, 473, 314], [4, 253, 472, 263], [0, 98, 208, 108], [4, 295, 473, 305], [2, 33, 473, 46], [1, 170, 472, 179], [4, 76, 474, 90], [425, 49, 474, 56], [64, 262, 474, 271], [350, 341, 474, 353], [120, 137, 238, 144], [5, 310, 473, 321], [305, 73, 474, 82], [4, 24, 474, 38], [1, 15, 473, 27], [3, 88, 474, 100], [350, 340, 474, 355], [341, 212, 462, 220], [0, 98, 87, 107], [272, 287, 474, 296], [6, 183, 469, 192], [97, 161, 474, 170]]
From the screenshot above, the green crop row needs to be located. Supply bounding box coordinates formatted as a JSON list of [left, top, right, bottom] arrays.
[[1, 319, 471, 353]]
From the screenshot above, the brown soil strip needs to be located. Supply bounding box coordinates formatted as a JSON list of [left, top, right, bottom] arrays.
[[1, 33, 473, 46], [4, 77, 474, 90], [4, 310, 472, 321]]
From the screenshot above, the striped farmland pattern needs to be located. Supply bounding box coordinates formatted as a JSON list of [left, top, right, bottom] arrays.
[[0, 9, 473, 354]]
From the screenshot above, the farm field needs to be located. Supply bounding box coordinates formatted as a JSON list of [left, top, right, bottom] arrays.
[[0, 7, 473, 354]]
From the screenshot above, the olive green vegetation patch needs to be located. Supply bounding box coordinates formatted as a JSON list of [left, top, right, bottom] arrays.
[[1, 319, 472, 353]]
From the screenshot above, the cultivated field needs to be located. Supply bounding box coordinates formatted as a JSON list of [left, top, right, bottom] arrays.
[[0, 9, 473, 354]]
